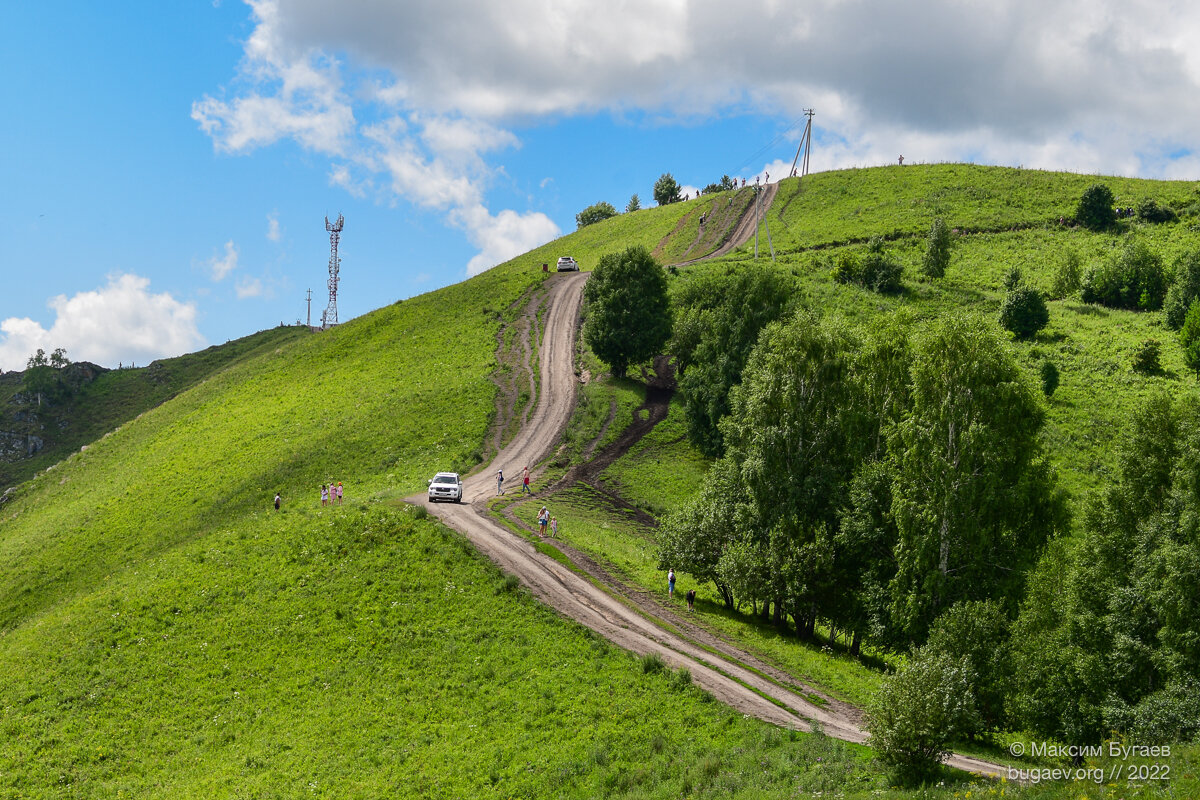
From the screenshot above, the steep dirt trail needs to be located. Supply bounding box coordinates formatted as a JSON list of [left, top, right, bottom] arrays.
[[410, 198, 1008, 780]]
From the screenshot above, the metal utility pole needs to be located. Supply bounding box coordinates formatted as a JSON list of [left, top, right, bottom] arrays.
[[306, 288, 312, 328], [788, 108, 815, 178], [753, 186, 775, 262]]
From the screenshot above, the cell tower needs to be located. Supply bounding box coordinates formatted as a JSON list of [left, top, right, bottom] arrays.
[[321, 214, 344, 329]]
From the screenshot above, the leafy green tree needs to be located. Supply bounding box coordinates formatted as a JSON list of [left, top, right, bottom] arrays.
[[625, 194, 641, 213], [701, 175, 737, 194], [999, 285, 1049, 339], [22, 347, 69, 407], [653, 173, 682, 206], [888, 316, 1063, 642], [671, 269, 793, 456], [575, 201, 618, 228], [658, 457, 748, 608], [1010, 392, 1200, 744], [1181, 299, 1200, 377], [1081, 239, 1168, 311], [721, 312, 865, 637], [1050, 251, 1083, 299], [582, 245, 672, 379], [924, 601, 1012, 734], [1007, 540, 1098, 744], [921, 218, 952, 279], [1163, 249, 1200, 329], [866, 650, 980, 784], [1076, 183, 1115, 230]]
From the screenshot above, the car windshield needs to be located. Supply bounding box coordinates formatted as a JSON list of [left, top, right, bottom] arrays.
[[433, 475, 456, 484], [559, 257, 572, 262]]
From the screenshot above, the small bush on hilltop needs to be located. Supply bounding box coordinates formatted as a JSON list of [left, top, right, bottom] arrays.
[[1076, 183, 1116, 230], [1132, 339, 1162, 375], [654, 173, 682, 206], [1081, 239, 1169, 311], [1137, 197, 1177, 224], [1000, 284, 1049, 340], [921, 217, 952, 279], [576, 201, 618, 229], [831, 237, 903, 294]]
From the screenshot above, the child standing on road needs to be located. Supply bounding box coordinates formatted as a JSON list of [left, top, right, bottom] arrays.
[[550, 517, 558, 537]]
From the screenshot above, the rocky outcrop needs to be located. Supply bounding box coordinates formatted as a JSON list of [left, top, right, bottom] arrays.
[[0, 431, 43, 460]]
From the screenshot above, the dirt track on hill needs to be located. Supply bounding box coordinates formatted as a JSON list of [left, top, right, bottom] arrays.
[[410, 197, 1008, 780]]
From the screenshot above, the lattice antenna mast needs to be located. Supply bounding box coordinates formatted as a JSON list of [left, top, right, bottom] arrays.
[[788, 109, 815, 178], [322, 214, 344, 329]]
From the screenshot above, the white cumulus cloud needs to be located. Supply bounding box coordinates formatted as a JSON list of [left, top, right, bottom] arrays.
[[453, 204, 562, 277], [267, 212, 281, 242], [209, 240, 239, 281], [197, 0, 1200, 282], [236, 276, 265, 298], [0, 274, 205, 372]]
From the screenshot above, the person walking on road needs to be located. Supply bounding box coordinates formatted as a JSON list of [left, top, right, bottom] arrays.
[[496, 468, 504, 495], [522, 466, 532, 495], [668, 569, 676, 599]]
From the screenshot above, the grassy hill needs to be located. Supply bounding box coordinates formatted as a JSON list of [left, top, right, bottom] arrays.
[[4, 163, 1200, 797], [0, 326, 310, 489]]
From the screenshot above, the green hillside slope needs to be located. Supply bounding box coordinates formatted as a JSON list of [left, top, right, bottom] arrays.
[[0, 327, 310, 489], [3, 201, 899, 798], [7, 164, 1200, 797]]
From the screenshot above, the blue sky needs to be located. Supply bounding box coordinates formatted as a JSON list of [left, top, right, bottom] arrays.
[[3, 0, 1199, 371]]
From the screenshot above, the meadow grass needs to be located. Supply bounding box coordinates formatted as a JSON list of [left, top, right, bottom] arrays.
[[1, 502, 902, 798], [0, 326, 309, 488]]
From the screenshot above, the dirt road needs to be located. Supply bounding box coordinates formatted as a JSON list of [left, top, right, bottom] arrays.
[[412, 218, 1008, 780]]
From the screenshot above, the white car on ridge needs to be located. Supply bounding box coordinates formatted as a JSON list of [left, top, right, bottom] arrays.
[[427, 472, 463, 503]]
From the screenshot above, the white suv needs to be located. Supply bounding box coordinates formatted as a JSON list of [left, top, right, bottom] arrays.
[[427, 472, 463, 503], [556, 256, 579, 272]]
